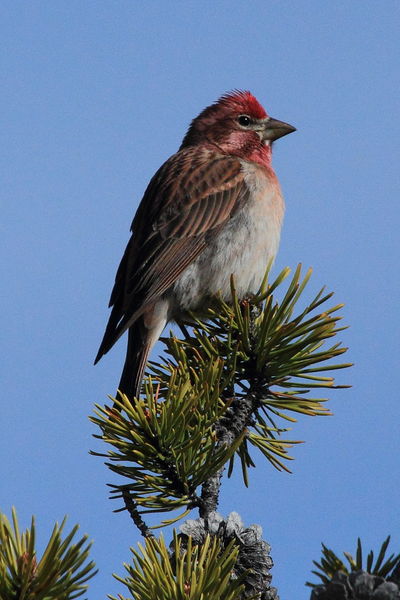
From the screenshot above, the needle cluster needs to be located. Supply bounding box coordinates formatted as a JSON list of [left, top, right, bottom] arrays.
[[0, 508, 96, 600], [90, 264, 352, 598]]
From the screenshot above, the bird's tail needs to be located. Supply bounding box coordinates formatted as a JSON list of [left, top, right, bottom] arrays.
[[117, 318, 152, 404]]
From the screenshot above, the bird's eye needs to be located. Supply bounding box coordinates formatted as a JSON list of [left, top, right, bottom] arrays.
[[238, 115, 251, 127]]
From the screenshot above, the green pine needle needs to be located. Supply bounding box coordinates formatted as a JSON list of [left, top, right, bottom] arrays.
[[90, 363, 243, 517], [156, 265, 351, 480], [108, 532, 246, 600], [0, 508, 97, 600], [306, 536, 400, 587], [92, 265, 351, 514]]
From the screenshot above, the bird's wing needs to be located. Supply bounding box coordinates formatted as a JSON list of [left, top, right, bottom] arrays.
[[95, 147, 249, 362]]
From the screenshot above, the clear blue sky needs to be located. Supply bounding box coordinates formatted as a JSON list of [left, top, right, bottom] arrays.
[[2, 2, 399, 598]]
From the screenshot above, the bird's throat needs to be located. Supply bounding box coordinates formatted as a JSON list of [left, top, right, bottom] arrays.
[[247, 142, 273, 169]]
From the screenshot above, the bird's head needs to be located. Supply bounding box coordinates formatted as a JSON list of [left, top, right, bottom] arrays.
[[180, 90, 296, 168]]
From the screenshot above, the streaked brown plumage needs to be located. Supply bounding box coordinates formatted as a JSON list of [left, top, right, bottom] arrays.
[[95, 91, 295, 400]]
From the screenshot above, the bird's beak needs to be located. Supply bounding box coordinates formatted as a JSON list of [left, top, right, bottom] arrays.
[[262, 117, 296, 142]]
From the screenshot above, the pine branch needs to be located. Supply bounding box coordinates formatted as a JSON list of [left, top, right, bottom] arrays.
[[88, 265, 356, 598], [121, 491, 154, 538], [109, 531, 247, 600], [0, 508, 97, 600], [91, 265, 351, 534], [307, 537, 400, 600], [200, 393, 256, 521]]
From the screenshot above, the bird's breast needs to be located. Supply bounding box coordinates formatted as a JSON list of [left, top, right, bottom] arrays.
[[170, 162, 284, 316]]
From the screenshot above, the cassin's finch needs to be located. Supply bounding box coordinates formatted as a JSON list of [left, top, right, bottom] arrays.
[[95, 91, 295, 399]]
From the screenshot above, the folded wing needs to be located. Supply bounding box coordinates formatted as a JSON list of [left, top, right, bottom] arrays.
[[95, 147, 249, 363]]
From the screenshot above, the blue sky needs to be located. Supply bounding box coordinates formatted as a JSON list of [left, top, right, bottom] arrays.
[[1, 2, 399, 598]]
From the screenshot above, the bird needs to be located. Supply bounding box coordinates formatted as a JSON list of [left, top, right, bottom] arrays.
[[95, 90, 295, 401]]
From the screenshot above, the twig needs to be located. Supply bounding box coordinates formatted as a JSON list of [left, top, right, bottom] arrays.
[[121, 490, 154, 538], [200, 303, 266, 525], [199, 394, 257, 522]]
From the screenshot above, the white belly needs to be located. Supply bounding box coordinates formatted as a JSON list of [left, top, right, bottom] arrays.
[[170, 162, 284, 315]]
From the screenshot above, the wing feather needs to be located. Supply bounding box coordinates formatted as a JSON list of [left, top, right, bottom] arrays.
[[95, 147, 248, 362]]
